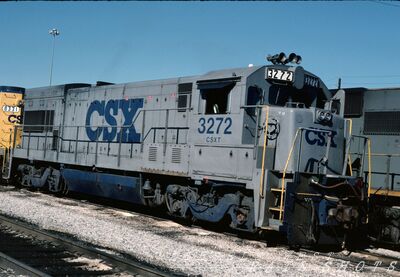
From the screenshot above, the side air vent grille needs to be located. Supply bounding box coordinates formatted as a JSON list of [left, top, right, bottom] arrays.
[[148, 147, 157, 162], [171, 147, 182, 164], [364, 111, 400, 135]]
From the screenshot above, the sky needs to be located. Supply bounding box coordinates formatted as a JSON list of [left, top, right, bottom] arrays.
[[1, 1, 400, 90]]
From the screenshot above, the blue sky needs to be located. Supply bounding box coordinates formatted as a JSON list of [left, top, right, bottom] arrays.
[[1, 1, 399, 89]]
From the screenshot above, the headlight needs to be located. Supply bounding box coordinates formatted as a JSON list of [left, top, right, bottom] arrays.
[[325, 112, 332, 122], [316, 110, 333, 124], [317, 111, 325, 121]]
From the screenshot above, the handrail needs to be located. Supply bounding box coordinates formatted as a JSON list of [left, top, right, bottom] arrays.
[[367, 139, 372, 197], [350, 152, 400, 158], [346, 119, 353, 176], [259, 106, 269, 198], [142, 127, 189, 144], [279, 129, 300, 221], [343, 134, 371, 194], [279, 127, 334, 222]]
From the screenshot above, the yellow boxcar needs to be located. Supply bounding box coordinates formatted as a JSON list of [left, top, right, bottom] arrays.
[[0, 86, 24, 176]]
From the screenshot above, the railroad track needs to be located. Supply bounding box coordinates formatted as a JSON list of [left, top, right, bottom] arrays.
[[1, 186, 399, 275], [0, 214, 176, 276], [301, 248, 399, 274]]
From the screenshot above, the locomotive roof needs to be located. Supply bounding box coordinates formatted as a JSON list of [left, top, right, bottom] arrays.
[[331, 86, 400, 96], [25, 65, 331, 98], [89, 65, 264, 89], [0, 86, 25, 94]]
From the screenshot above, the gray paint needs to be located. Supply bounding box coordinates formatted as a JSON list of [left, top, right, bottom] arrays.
[[14, 65, 345, 229]]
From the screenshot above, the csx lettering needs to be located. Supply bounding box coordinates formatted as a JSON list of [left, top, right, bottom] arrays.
[[85, 98, 144, 142], [305, 130, 337, 148], [206, 136, 221, 143], [8, 115, 22, 124]]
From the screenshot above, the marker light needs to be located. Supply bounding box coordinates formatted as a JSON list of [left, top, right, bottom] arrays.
[[267, 52, 287, 65], [288, 53, 302, 65], [267, 52, 301, 65]]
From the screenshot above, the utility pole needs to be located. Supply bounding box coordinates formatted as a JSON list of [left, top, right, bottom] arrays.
[[49, 28, 60, 86]]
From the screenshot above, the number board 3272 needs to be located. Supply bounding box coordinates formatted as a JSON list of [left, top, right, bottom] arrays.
[[266, 68, 293, 82]]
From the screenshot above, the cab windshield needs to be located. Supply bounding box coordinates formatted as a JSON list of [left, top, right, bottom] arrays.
[[267, 84, 326, 108]]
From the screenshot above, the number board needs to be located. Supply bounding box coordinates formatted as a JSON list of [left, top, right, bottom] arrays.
[[304, 74, 319, 88], [266, 68, 294, 82]]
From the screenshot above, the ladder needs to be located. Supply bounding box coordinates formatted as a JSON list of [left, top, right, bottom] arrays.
[[1, 147, 12, 180], [267, 176, 293, 221], [272, 129, 301, 221]]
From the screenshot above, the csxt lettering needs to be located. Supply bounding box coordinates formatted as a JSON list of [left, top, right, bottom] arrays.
[[305, 129, 337, 148], [85, 98, 143, 143]]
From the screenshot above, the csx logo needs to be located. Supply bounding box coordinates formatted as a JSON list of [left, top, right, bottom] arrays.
[[304, 129, 337, 148], [8, 115, 22, 124], [85, 98, 144, 142], [2, 105, 20, 113]]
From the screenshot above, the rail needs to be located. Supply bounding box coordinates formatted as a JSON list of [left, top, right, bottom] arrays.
[[0, 214, 173, 276], [0, 252, 50, 277]]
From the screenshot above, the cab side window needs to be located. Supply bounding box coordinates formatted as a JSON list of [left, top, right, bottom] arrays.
[[199, 81, 235, 114], [246, 86, 263, 116], [177, 83, 192, 112]]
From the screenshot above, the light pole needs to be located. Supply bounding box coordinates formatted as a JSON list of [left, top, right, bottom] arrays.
[[49, 28, 60, 86]]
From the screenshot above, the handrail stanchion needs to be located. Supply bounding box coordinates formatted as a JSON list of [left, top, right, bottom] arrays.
[[117, 126, 123, 167], [259, 106, 269, 199], [164, 109, 169, 156], [74, 126, 79, 162], [95, 128, 100, 165]]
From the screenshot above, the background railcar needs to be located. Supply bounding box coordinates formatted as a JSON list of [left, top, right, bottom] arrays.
[[7, 56, 368, 248], [333, 87, 400, 246], [0, 86, 24, 178]]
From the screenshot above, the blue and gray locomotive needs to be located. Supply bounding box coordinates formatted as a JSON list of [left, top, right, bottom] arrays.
[[7, 53, 368, 248]]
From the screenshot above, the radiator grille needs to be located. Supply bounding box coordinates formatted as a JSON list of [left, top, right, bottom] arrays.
[[364, 111, 400, 135], [344, 90, 363, 118], [171, 147, 182, 164], [148, 146, 158, 162]]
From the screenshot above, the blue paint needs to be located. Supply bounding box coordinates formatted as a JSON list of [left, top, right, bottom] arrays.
[[187, 194, 238, 223], [85, 100, 105, 141], [103, 100, 118, 142], [85, 98, 144, 143], [0, 86, 25, 94], [198, 116, 233, 135], [318, 199, 338, 226], [304, 129, 337, 148], [62, 168, 143, 204]]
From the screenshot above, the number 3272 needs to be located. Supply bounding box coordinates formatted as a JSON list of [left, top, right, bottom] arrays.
[[198, 117, 232, 134]]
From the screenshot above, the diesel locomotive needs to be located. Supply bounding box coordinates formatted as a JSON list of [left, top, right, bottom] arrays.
[[0, 86, 24, 178], [4, 54, 369, 248], [333, 87, 400, 246]]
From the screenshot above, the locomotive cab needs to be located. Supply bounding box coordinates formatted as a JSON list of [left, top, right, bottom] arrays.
[[243, 58, 368, 247]]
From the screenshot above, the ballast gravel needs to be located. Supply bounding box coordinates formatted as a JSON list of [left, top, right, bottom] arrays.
[[0, 187, 398, 277]]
